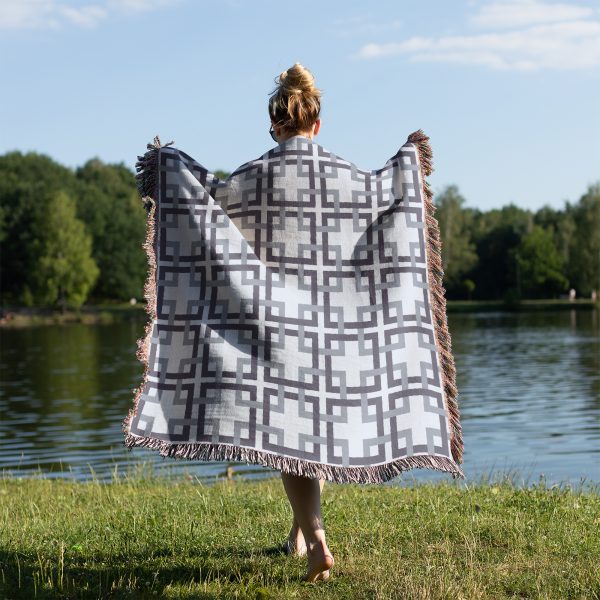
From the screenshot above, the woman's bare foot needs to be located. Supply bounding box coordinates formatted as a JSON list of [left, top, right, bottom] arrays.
[[284, 522, 307, 556], [301, 539, 334, 583]]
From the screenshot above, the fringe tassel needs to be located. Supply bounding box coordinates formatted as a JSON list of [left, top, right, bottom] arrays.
[[134, 135, 175, 213], [122, 132, 466, 484], [406, 129, 465, 469], [124, 434, 465, 484], [121, 135, 173, 440]]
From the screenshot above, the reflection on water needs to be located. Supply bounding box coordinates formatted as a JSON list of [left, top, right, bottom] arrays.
[[0, 309, 598, 488]]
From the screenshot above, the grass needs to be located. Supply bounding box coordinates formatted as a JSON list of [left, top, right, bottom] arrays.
[[1, 467, 599, 599]]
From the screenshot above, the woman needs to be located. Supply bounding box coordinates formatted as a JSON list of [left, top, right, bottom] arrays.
[[125, 60, 464, 587], [268, 62, 333, 584]]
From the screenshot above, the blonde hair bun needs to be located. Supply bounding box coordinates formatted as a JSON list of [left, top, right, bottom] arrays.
[[279, 63, 319, 96], [268, 63, 322, 135]]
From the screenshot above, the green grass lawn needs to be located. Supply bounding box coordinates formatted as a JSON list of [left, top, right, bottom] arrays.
[[1, 469, 599, 599]]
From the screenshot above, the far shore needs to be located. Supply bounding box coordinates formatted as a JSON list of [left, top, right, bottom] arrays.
[[0, 298, 598, 327]]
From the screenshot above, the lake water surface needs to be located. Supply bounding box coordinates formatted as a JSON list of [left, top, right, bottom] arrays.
[[1, 309, 598, 489]]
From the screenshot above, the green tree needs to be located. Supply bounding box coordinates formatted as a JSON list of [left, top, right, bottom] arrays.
[[434, 185, 478, 298], [535, 203, 576, 279], [469, 203, 532, 300], [75, 158, 147, 301], [513, 225, 568, 298], [213, 169, 231, 180], [31, 191, 99, 309], [567, 183, 600, 297], [0, 151, 81, 304], [462, 278, 476, 300]]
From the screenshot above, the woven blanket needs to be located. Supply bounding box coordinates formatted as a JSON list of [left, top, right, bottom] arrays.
[[122, 130, 465, 483]]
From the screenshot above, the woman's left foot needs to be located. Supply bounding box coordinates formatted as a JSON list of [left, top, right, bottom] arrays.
[[282, 524, 307, 557]]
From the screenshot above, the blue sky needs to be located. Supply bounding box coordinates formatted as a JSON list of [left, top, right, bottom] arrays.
[[1, 0, 598, 211]]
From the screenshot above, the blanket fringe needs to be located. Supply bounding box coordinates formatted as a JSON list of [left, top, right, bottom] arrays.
[[121, 135, 173, 439], [406, 129, 464, 468], [134, 135, 175, 213], [124, 434, 464, 483]]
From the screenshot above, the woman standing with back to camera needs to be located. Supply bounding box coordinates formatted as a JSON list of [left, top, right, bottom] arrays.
[[267, 64, 334, 583], [125, 60, 465, 587]]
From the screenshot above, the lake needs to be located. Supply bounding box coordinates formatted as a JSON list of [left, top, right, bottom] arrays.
[[1, 309, 598, 489]]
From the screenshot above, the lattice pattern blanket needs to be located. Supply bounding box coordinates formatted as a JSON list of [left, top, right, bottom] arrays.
[[122, 130, 465, 483]]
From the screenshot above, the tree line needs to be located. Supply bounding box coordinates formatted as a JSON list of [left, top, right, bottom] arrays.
[[434, 184, 599, 301], [0, 150, 598, 309]]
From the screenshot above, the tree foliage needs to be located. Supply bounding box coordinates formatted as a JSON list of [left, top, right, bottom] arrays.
[[434, 185, 478, 296], [31, 190, 99, 309], [0, 152, 148, 306], [0, 150, 598, 306], [75, 158, 147, 301], [514, 225, 568, 298], [567, 183, 600, 296]]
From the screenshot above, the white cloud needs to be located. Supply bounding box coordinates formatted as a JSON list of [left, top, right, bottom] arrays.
[[106, 0, 181, 13], [59, 4, 107, 27], [470, 0, 594, 29], [354, 0, 600, 71], [0, 0, 179, 30]]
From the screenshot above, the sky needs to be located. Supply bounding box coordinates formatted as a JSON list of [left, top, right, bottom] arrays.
[[0, 0, 599, 212]]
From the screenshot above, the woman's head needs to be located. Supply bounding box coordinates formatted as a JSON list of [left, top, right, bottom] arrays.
[[268, 63, 321, 142]]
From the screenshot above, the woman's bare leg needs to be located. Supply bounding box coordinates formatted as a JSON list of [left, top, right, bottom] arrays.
[[280, 473, 333, 581], [284, 478, 325, 555]]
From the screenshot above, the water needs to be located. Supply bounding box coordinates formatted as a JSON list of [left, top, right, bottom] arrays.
[[1, 309, 598, 489]]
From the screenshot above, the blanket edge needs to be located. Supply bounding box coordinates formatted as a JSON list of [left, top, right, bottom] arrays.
[[121, 135, 173, 442], [123, 435, 464, 483], [407, 129, 464, 468], [122, 133, 466, 484]]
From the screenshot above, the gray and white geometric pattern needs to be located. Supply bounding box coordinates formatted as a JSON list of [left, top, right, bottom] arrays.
[[128, 134, 452, 468]]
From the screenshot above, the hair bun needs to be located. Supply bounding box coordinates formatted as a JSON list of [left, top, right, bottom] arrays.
[[268, 62, 322, 135], [280, 63, 317, 95]]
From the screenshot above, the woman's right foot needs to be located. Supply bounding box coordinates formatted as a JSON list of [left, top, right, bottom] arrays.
[[314, 568, 330, 581], [301, 540, 334, 583]]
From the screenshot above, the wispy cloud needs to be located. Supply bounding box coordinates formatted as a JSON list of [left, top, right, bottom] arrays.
[[470, 0, 593, 28], [354, 0, 600, 71], [106, 0, 181, 14], [0, 0, 181, 30]]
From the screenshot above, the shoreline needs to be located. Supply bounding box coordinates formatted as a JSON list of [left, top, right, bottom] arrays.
[[0, 298, 598, 327]]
